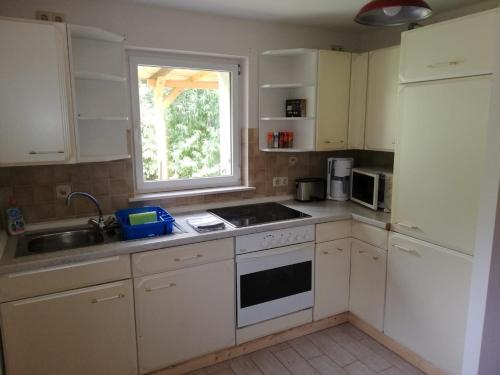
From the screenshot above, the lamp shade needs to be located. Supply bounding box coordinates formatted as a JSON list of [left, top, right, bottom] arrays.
[[355, 0, 432, 26]]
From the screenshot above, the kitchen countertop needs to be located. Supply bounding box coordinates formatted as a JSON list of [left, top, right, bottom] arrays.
[[0, 200, 390, 276]]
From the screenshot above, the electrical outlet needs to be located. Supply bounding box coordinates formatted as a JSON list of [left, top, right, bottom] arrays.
[[56, 184, 71, 200], [36, 10, 66, 23], [272, 177, 288, 187]]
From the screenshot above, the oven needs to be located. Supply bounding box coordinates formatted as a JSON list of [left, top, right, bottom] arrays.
[[235, 225, 315, 328]]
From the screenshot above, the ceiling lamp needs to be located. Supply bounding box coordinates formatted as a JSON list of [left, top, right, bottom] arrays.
[[355, 0, 432, 26]]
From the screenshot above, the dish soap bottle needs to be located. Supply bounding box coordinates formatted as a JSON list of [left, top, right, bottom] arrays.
[[6, 196, 25, 235]]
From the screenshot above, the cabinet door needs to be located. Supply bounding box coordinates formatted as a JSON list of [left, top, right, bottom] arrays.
[[365, 46, 400, 151], [348, 53, 368, 149], [135, 260, 235, 374], [0, 18, 73, 165], [349, 239, 386, 331], [316, 51, 351, 151], [400, 9, 496, 83], [0, 280, 137, 375], [385, 233, 472, 375], [314, 238, 351, 320], [392, 76, 491, 254]]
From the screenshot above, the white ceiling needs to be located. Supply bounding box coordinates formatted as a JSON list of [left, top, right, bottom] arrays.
[[128, 0, 488, 30]]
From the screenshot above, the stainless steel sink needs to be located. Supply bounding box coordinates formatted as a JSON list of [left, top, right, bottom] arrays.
[[15, 226, 121, 257]]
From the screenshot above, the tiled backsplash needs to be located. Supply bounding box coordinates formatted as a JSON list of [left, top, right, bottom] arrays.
[[0, 128, 393, 225]]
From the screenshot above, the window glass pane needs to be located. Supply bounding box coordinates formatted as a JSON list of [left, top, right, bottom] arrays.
[[137, 65, 232, 182]]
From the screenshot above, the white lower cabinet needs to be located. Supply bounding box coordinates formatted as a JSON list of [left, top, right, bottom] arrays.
[[0, 280, 137, 375], [134, 259, 235, 374], [349, 238, 387, 331], [385, 233, 472, 375], [314, 238, 351, 320]]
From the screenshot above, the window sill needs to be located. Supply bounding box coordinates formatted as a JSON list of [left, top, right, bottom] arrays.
[[129, 186, 256, 203]]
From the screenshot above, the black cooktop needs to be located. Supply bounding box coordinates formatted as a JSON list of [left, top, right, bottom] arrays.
[[208, 202, 311, 228]]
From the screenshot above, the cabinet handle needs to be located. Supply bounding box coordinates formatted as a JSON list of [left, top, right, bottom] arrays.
[[358, 250, 366, 254], [427, 59, 464, 69], [395, 222, 419, 229], [322, 250, 330, 255], [29, 151, 65, 155], [372, 256, 379, 260], [394, 244, 420, 256], [324, 140, 344, 144], [91, 293, 125, 304], [145, 283, 176, 292], [174, 254, 203, 262], [336, 247, 344, 252]]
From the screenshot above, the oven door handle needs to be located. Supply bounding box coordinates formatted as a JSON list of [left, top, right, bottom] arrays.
[[236, 242, 314, 262]]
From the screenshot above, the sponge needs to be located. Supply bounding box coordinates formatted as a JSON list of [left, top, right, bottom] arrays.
[[129, 211, 158, 225]]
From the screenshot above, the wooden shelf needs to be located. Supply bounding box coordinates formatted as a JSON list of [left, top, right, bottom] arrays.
[[260, 148, 313, 153], [71, 25, 125, 42], [260, 83, 315, 89], [260, 117, 314, 121], [78, 116, 129, 121], [261, 49, 317, 56], [74, 72, 127, 82]]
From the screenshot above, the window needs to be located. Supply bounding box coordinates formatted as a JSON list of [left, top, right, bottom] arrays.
[[130, 54, 240, 193]]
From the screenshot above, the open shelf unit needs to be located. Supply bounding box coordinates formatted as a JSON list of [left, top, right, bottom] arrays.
[[69, 24, 131, 163], [259, 49, 318, 151]]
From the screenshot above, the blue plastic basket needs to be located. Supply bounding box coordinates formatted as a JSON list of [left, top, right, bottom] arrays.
[[115, 206, 175, 240]]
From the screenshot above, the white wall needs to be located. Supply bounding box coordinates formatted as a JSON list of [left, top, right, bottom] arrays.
[[462, 10, 500, 374], [0, 0, 360, 129], [358, 0, 500, 51]]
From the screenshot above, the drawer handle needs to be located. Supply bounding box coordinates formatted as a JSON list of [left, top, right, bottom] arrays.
[[394, 244, 420, 256], [336, 247, 344, 252], [145, 283, 176, 292], [29, 150, 65, 155], [324, 140, 344, 144], [322, 250, 330, 255], [427, 59, 464, 69], [174, 254, 203, 262], [91, 293, 125, 304], [358, 250, 366, 254], [395, 222, 419, 229], [372, 256, 379, 260]]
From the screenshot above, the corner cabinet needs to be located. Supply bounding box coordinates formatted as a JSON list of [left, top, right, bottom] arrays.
[[0, 280, 138, 375], [0, 18, 74, 166], [259, 49, 351, 152]]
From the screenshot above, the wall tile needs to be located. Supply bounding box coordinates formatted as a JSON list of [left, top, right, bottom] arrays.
[[0, 129, 394, 223]]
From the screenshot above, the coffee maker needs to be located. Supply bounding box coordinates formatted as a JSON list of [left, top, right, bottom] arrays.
[[327, 157, 354, 201]]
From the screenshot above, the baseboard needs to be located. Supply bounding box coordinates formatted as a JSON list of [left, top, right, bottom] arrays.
[[150, 312, 349, 375], [150, 311, 446, 375], [347, 313, 446, 375]]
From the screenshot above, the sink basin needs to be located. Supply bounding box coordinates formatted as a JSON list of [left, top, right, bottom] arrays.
[[15, 226, 120, 257]]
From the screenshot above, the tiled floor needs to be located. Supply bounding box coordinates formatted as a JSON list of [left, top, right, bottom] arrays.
[[189, 323, 425, 375]]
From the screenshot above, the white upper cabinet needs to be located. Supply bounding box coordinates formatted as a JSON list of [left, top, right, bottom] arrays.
[[400, 9, 497, 83], [365, 46, 400, 151], [385, 233, 472, 375], [259, 49, 351, 152], [347, 53, 368, 150], [315, 50, 351, 151], [392, 76, 491, 254], [0, 18, 74, 165]]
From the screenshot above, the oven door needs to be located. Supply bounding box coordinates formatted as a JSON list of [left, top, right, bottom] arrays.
[[236, 242, 314, 328], [351, 169, 379, 210]]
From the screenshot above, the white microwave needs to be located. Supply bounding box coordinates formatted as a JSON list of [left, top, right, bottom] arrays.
[[351, 168, 393, 212]]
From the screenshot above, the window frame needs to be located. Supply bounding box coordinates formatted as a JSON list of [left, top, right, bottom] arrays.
[[129, 53, 240, 193]]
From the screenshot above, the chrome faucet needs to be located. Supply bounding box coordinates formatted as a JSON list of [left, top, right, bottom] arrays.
[[66, 192, 114, 231]]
